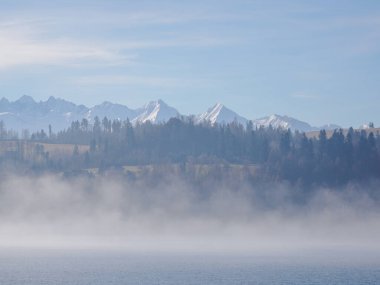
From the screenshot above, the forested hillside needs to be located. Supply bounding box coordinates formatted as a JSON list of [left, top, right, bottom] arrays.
[[0, 117, 379, 186]]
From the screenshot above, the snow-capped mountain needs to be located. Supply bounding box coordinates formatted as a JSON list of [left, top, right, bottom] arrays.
[[196, 103, 248, 126], [132, 99, 179, 124], [253, 114, 319, 132], [0, 96, 340, 133], [0, 96, 181, 132], [0, 95, 89, 132], [253, 114, 341, 132]]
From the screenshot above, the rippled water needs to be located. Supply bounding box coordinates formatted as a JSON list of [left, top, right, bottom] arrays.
[[0, 249, 379, 285]]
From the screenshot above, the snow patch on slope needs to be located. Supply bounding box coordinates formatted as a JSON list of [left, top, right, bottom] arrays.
[[196, 103, 248, 126], [132, 99, 179, 124]]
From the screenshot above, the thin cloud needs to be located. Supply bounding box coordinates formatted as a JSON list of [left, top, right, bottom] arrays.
[[0, 25, 131, 69], [0, 17, 235, 70]]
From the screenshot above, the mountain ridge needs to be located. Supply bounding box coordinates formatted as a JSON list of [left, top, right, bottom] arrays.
[[0, 95, 342, 133]]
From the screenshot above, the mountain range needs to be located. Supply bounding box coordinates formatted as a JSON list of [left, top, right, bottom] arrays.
[[0, 95, 341, 133]]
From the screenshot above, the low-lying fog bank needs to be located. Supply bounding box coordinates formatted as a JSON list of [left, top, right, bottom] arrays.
[[0, 172, 379, 252]]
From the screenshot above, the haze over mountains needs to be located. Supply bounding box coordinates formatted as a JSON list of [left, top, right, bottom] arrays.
[[0, 95, 341, 133]]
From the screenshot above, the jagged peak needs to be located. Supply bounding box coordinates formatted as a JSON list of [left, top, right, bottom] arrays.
[[46, 96, 71, 104], [44, 96, 81, 110], [16, 95, 35, 104], [197, 102, 248, 126], [47, 96, 57, 102], [0, 97, 9, 104], [45, 96, 60, 105], [143, 99, 169, 110]]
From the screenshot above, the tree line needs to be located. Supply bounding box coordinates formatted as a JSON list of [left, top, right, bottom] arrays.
[[0, 117, 379, 186]]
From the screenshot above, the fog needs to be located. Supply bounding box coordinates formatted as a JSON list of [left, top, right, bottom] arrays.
[[0, 172, 379, 253]]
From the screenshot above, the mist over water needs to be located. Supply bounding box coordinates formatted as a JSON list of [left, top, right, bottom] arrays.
[[0, 172, 379, 253]]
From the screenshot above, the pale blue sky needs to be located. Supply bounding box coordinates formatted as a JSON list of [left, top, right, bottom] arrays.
[[0, 0, 379, 127]]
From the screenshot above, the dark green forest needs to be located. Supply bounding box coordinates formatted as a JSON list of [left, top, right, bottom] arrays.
[[1, 117, 380, 187]]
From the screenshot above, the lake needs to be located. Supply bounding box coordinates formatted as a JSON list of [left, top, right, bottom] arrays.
[[0, 248, 379, 284]]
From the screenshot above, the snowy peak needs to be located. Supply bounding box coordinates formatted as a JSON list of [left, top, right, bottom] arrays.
[[252, 115, 341, 132], [0, 97, 10, 109], [132, 99, 179, 124], [253, 114, 318, 132], [197, 103, 248, 126]]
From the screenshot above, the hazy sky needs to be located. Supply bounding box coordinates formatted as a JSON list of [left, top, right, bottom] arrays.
[[0, 0, 379, 127]]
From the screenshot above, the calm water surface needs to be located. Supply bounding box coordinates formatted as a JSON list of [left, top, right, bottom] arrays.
[[0, 249, 379, 284]]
